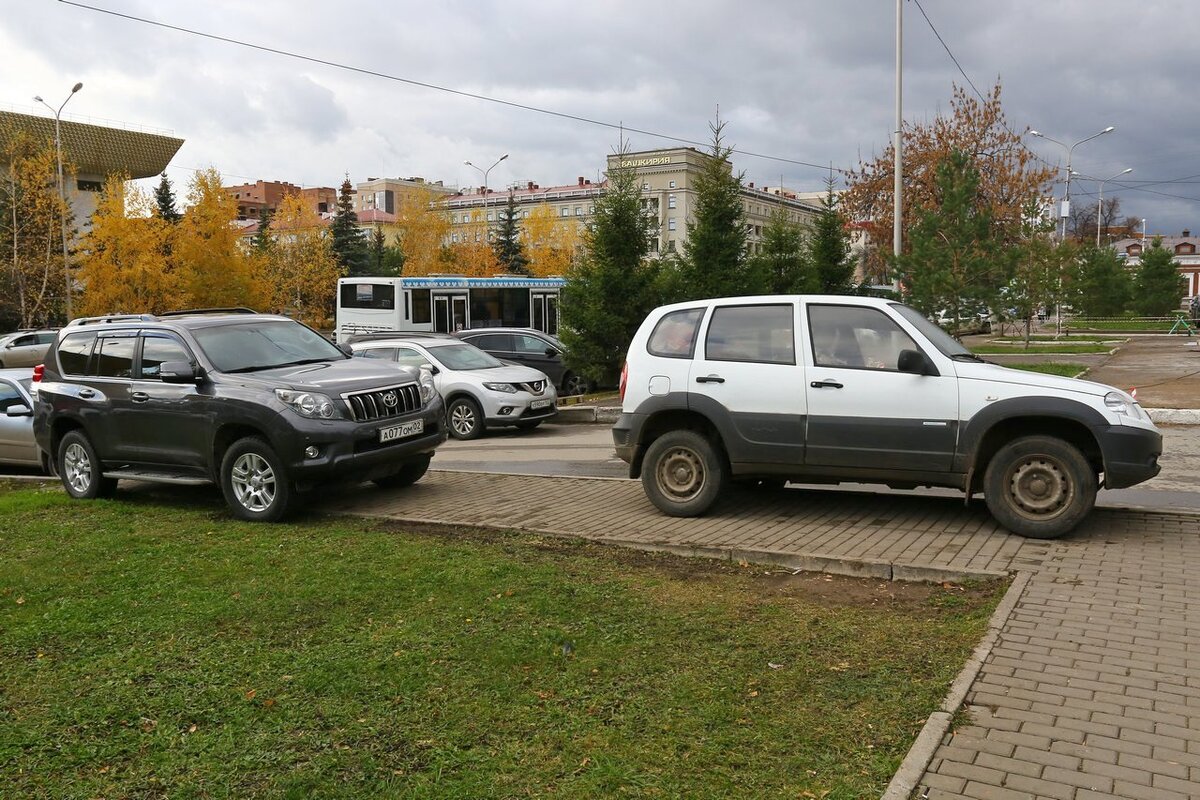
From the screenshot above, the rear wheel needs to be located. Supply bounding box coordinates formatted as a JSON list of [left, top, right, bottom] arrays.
[[641, 430, 726, 517], [57, 430, 117, 499], [983, 435, 1096, 539], [562, 372, 590, 397], [220, 437, 293, 522], [448, 397, 484, 440], [373, 456, 431, 489]]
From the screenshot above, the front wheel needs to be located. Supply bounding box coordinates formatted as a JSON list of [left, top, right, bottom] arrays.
[[641, 430, 727, 517], [57, 430, 117, 499], [220, 437, 293, 522], [373, 456, 431, 489], [447, 397, 484, 440], [983, 435, 1096, 539], [562, 372, 590, 397]]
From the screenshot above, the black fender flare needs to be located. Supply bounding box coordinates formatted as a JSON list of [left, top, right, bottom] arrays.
[[955, 396, 1108, 474]]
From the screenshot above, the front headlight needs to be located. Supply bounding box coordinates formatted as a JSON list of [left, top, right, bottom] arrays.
[[483, 382, 518, 394], [1104, 391, 1136, 416], [418, 370, 437, 404], [275, 388, 342, 419]]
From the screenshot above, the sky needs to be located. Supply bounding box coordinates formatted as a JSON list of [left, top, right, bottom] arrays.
[[4, 0, 1200, 236]]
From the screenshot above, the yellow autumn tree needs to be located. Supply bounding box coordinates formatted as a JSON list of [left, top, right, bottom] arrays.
[[264, 193, 343, 327], [394, 185, 451, 275], [77, 173, 180, 315], [524, 203, 581, 276], [173, 167, 267, 309]]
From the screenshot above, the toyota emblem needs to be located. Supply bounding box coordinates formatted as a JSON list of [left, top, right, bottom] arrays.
[[381, 391, 398, 408]]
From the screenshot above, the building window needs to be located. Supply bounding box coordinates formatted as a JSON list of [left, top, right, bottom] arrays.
[[487, 212, 494, 222], [650, 240, 659, 252], [561, 207, 569, 217], [77, 179, 103, 192], [669, 180, 676, 189], [575, 206, 583, 216], [668, 194, 676, 209], [643, 183, 650, 190], [522, 210, 529, 218], [668, 217, 677, 231], [666, 240, 676, 252], [589, 205, 595, 214]]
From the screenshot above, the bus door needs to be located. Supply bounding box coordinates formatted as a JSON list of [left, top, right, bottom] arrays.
[[434, 293, 469, 333], [532, 292, 559, 335]]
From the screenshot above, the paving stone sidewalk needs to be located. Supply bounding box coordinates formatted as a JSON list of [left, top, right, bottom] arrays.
[[330, 471, 1200, 799]]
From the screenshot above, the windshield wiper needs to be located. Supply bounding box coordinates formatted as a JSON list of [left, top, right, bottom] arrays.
[[225, 357, 330, 374], [950, 352, 986, 362]]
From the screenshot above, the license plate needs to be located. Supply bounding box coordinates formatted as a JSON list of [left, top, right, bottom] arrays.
[[530, 399, 553, 410], [379, 419, 424, 443]]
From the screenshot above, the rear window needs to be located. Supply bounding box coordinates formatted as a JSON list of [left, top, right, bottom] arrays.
[[705, 304, 795, 365], [340, 282, 396, 310], [57, 332, 96, 375], [647, 308, 705, 359]]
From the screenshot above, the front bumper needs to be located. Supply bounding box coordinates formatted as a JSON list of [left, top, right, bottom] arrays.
[[481, 391, 558, 427], [1098, 423, 1162, 489]]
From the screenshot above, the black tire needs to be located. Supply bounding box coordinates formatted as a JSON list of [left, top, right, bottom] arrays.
[[515, 419, 543, 431], [373, 455, 431, 489], [447, 396, 484, 440], [562, 372, 590, 397], [641, 430, 727, 517], [57, 430, 117, 499], [983, 435, 1096, 539], [220, 436, 293, 522]]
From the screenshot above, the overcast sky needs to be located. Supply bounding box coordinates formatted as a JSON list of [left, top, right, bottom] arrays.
[[4, 0, 1200, 235]]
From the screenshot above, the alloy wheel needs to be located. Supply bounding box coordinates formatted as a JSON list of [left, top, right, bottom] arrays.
[[451, 403, 476, 437], [230, 452, 277, 513], [63, 442, 92, 494]]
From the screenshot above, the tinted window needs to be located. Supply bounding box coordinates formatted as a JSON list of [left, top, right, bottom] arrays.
[[192, 320, 344, 373], [356, 347, 397, 360], [705, 305, 795, 365], [647, 308, 705, 359], [464, 333, 512, 352], [57, 332, 96, 376], [339, 282, 396, 310], [10, 335, 36, 348], [411, 289, 431, 324], [36, 332, 56, 344], [140, 336, 192, 380], [514, 335, 554, 355], [809, 305, 919, 371], [0, 380, 23, 413], [95, 336, 136, 378]]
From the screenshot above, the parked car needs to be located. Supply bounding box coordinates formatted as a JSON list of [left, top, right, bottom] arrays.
[[453, 327, 591, 396], [613, 295, 1162, 539], [0, 368, 47, 471], [350, 335, 557, 439], [0, 329, 57, 368], [33, 310, 446, 521]]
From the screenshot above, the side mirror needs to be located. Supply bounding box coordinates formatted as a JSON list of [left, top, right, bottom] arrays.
[[5, 404, 31, 417], [545, 347, 557, 357], [160, 361, 198, 384], [897, 349, 936, 376], [337, 343, 354, 357]]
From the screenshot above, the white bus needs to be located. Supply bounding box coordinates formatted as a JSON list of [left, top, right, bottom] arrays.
[[335, 275, 565, 342]]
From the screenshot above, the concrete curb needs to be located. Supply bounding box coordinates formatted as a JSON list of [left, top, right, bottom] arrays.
[[553, 405, 621, 424], [880, 570, 1033, 800], [1146, 407, 1200, 425]]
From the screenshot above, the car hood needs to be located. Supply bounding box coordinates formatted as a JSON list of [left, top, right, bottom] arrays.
[[223, 358, 421, 393], [955, 360, 1123, 399], [451, 364, 551, 385]]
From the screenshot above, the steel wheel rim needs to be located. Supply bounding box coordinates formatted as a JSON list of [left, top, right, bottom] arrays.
[[1006, 455, 1072, 520], [451, 403, 476, 436], [657, 446, 705, 500], [63, 443, 92, 494], [231, 452, 276, 512]]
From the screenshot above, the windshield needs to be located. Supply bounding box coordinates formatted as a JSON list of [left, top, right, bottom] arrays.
[[890, 303, 974, 358], [427, 342, 504, 371], [192, 320, 345, 373]]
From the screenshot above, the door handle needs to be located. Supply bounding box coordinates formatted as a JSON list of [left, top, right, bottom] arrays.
[[78, 388, 96, 399], [810, 380, 844, 389], [131, 391, 149, 403], [695, 375, 725, 384]]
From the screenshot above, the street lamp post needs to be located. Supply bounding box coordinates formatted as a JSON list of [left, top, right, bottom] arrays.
[[34, 82, 83, 322], [1096, 168, 1133, 248], [1029, 126, 1115, 240], [463, 154, 509, 244]]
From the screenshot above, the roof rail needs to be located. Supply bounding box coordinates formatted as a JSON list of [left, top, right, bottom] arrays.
[[157, 307, 259, 317], [64, 314, 157, 328], [346, 331, 455, 344]]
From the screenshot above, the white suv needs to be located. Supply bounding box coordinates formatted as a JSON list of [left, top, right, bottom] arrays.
[[613, 295, 1162, 539]]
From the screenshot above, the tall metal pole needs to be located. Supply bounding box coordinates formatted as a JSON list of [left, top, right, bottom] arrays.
[[464, 154, 508, 246], [34, 82, 82, 322], [1096, 168, 1132, 248], [892, 0, 903, 289]]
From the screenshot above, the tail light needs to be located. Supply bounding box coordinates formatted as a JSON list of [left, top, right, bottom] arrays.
[[32, 364, 44, 382], [619, 362, 628, 402]]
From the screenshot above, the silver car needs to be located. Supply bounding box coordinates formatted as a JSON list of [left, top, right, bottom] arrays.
[[0, 368, 46, 470], [0, 330, 57, 368], [350, 337, 557, 439]]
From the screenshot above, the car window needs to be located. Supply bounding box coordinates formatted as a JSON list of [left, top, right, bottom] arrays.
[[395, 347, 428, 367], [465, 333, 512, 352], [140, 335, 193, 380], [57, 332, 96, 376], [647, 308, 705, 359], [0, 380, 23, 413], [354, 347, 397, 361], [890, 303, 973, 358], [808, 305, 918, 371], [426, 343, 502, 371], [10, 335, 36, 348], [191, 320, 344, 373], [514, 335, 553, 356], [36, 332, 56, 345], [95, 336, 136, 378], [704, 304, 795, 365]]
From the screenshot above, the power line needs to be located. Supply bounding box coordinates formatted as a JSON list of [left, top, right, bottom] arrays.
[[910, 0, 985, 103], [59, 0, 846, 174]]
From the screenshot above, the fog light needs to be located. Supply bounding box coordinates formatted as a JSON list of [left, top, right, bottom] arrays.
[[304, 445, 319, 458], [498, 406, 514, 416]]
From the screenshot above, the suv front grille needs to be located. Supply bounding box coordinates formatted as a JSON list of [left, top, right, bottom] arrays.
[[520, 380, 546, 395], [343, 383, 421, 422]]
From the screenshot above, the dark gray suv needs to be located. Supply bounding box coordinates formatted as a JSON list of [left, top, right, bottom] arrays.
[[33, 310, 447, 521]]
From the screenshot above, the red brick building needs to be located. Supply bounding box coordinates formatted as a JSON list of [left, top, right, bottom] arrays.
[[225, 180, 336, 220]]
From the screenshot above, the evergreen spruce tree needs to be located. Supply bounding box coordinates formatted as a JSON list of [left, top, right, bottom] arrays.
[[676, 117, 749, 299], [492, 192, 531, 275], [1133, 237, 1185, 316], [1072, 244, 1131, 317], [252, 206, 274, 254], [154, 173, 181, 223], [370, 227, 405, 276], [559, 146, 661, 385], [806, 175, 854, 293], [745, 206, 814, 294], [330, 177, 369, 276]]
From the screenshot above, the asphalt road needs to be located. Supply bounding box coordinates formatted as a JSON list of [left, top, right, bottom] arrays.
[[435, 421, 1200, 512]]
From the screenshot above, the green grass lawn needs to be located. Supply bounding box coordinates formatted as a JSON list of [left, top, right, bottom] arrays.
[[1000, 362, 1088, 378], [0, 487, 1003, 799], [971, 342, 1112, 355]]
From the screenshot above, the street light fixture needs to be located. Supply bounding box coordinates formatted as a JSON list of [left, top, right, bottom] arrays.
[[463, 153, 509, 243], [1028, 126, 1115, 240], [1096, 168, 1133, 248], [33, 81, 83, 322]]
